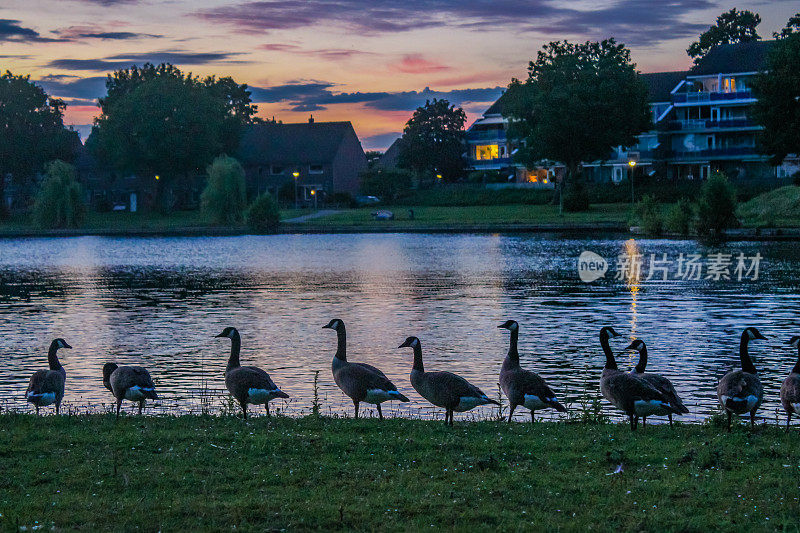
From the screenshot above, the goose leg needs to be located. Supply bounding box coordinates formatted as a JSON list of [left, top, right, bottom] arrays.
[[629, 414, 634, 430], [116, 398, 123, 420], [376, 404, 383, 421], [750, 410, 755, 430], [530, 410, 535, 423], [35, 405, 39, 416], [240, 401, 248, 420], [508, 404, 516, 423], [668, 414, 673, 428], [449, 409, 454, 426], [787, 412, 792, 433], [138, 400, 144, 416], [353, 400, 359, 419], [56, 400, 61, 415], [265, 402, 270, 418]]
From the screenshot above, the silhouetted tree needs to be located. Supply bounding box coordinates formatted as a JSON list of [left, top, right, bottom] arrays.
[[752, 33, 800, 165], [774, 12, 800, 39], [397, 99, 466, 181], [687, 8, 761, 64], [503, 40, 651, 211], [0, 71, 78, 217]]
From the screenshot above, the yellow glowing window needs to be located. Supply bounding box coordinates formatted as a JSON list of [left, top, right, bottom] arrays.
[[475, 144, 499, 160]]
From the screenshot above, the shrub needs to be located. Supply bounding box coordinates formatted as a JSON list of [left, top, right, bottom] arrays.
[[328, 192, 356, 208], [562, 180, 590, 212], [466, 170, 507, 184], [246, 192, 280, 233], [793, 171, 800, 187], [664, 198, 694, 235], [634, 194, 663, 235], [360, 168, 415, 200], [201, 155, 246, 225], [695, 171, 738, 236], [32, 160, 85, 229]]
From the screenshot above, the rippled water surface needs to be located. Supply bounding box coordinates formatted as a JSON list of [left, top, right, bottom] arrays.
[[1, 233, 799, 422]]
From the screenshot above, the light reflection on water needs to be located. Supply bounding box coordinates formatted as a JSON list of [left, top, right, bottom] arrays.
[[1, 234, 799, 423]]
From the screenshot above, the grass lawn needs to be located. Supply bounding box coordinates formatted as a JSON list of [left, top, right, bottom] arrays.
[[738, 186, 800, 228], [295, 203, 633, 227], [2, 414, 798, 531]]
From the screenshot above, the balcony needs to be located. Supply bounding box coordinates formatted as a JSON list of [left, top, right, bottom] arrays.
[[667, 118, 756, 131], [667, 147, 760, 160], [671, 90, 754, 104], [466, 129, 507, 142]]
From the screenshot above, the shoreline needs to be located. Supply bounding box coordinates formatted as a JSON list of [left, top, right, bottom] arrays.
[[1, 222, 800, 240]]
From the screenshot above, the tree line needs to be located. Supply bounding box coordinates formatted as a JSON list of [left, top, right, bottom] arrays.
[[1, 9, 798, 227]]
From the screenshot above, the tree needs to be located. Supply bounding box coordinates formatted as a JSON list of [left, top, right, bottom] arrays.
[[91, 63, 258, 210], [687, 8, 761, 64], [751, 33, 800, 165], [32, 160, 85, 229], [695, 171, 738, 236], [246, 192, 280, 233], [503, 39, 651, 211], [201, 155, 247, 225], [397, 99, 466, 180], [775, 12, 800, 39], [0, 71, 78, 217]]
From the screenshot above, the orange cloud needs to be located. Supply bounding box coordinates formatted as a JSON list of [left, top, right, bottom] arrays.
[[392, 54, 450, 74]]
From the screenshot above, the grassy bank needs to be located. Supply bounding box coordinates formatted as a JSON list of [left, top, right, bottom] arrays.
[[2, 414, 799, 531], [738, 186, 800, 228]]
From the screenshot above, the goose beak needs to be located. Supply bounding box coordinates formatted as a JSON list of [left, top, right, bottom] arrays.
[[63, 342, 72, 349], [322, 324, 331, 329], [755, 332, 767, 340], [623, 342, 636, 351], [214, 333, 226, 338]]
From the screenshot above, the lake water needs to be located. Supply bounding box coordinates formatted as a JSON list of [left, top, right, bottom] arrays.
[[1, 233, 799, 423]]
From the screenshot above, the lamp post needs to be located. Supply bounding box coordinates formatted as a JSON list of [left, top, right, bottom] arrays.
[[310, 189, 317, 210], [628, 160, 637, 204], [292, 171, 300, 209]]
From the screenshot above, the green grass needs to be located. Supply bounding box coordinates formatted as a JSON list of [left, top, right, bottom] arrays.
[[737, 186, 800, 228], [2, 414, 799, 531], [296, 204, 633, 227]]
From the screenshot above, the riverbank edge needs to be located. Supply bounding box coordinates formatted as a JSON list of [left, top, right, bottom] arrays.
[[1, 223, 800, 240]]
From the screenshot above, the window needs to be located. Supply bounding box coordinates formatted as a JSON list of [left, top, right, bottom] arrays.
[[270, 165, 284, 175], [309, 164, 324, 174], [475, 144, 499, 160]]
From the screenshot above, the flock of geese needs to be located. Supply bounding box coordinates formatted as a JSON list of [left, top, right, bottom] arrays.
[[23, 321, 800, 431]]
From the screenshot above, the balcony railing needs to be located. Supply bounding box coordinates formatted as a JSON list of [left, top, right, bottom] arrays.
[[466, 129, 507, 142], [672, 90, 754, 104], [667, 147, 758, 159], [667, 118, 756, 130]]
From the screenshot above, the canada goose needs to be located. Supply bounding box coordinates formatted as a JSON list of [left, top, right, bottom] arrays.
[[625, 339, 689, 427], [102, 363, 158, 418], [398, 336, 499, 426], [717, 327, 767, 432], [780, 336, 800, 432], [598, 327, 680, 430], [25, 338, 70, 415], [498, 320, 566, 422], [215, 327, 289, 419], [322, 319, 409, 419]]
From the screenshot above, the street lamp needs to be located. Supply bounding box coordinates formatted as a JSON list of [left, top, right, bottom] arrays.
[[292, 170, 300, 209], [628, 160, 637, 204], [310, 189, 317, 209]]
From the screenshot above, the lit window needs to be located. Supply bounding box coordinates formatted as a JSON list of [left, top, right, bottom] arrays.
[[475, 145, 499, 160]]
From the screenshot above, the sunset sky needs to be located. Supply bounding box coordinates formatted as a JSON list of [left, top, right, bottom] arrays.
[[1, 1, 796, 150]]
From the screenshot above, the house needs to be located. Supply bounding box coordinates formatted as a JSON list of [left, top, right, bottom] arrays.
[[475, 40, 797, 184], [236, 119, 367, 203]]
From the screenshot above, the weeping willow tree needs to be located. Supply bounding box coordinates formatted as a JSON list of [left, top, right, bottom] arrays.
[[32, 160, 85, 229]]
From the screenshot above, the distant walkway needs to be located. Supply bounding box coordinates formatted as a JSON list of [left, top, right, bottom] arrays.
[[282, 209, 342, 223]]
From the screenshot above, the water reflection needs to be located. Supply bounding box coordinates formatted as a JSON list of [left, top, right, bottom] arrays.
[[0, 234, 799, 423]]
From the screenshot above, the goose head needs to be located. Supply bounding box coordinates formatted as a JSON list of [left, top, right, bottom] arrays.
[[599, 326, 621, 340], [497, 320, 519, 331], [624, 339, 646, 352], [743, 327, 767, 341], [52, 338, 72, 350], [789, 336, 800, 349], [398, 336, 420, 349], [322, 319, 345, 332], [102, 362, 118, 382], [215, 327, 238, 339]]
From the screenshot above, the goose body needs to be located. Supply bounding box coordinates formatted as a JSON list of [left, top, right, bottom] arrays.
[[626, 339, 689, 427], [102, 363, 158, 418], [399, 336, 498, 425], [780, 336, 800, 431], [717, 327, 766, 431], [597, 327, 679, 430], [25, 339, 70, 415], [215, 327, 289, 419], [498, 320, 566, 422], [324, 319, 409, 419]]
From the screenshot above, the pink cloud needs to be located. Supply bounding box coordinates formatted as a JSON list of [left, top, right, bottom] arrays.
[[392, 54, 450, 74]]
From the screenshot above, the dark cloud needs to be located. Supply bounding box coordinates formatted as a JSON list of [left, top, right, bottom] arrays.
[[362, 132, 401, 151], [36, 75, 108, 105], [195, 0, 714, 46], [259, 43, 374, 61], [0, 19, 60, 43], [56, 26, 161, 41], [47, 51, 243, 71], [249, 81, 504, 113]]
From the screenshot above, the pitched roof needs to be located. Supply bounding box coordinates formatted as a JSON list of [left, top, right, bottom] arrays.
[[484, 94, 506, 115], [689, 40, 776, 76], [237, 121, 359, 164], [641, 71, 689, 102]]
